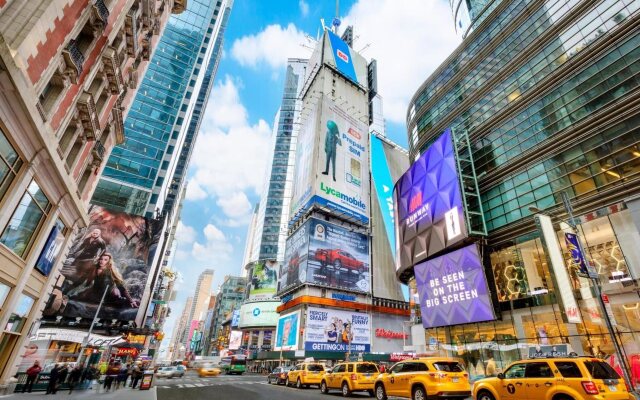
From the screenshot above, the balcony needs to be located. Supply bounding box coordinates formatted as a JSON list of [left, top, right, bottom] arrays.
[[172, 0, 186, 14], [62, 40, 85, 82], [92, 139, 106, 163], [125, 5, 141, 56], [93, 0, 110, 25], [111, 102, 124, 144], [76, 92, 100, 139], [141, 31, 152, 60], [102, 46, 124, 94]]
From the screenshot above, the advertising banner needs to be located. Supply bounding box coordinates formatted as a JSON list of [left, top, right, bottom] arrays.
[[290, 97, 370, 226], [274, 311, 301, 351], [229, 331, 242, 350], [30, 328, 126, 346], [279, 217, 370, 294], [304, 306, 371, 352], [249, 260, 279, 300], [371, 135, 397, 258], [395, 129, 467, 273], [44, 206, 163, 321], [415, 244, 495, 329], [528, 344, 569, 358], [231, 310, 240, 328], [564, 232, 597, 278], [237, 302, 279, 328], [34, 224, 65, 276], [323, 31, 368, 88]]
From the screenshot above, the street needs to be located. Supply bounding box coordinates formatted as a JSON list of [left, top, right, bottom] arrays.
[[156, 371, 375, 400]]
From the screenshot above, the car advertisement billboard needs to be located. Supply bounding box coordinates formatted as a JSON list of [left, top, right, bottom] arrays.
[[279, 217, 370, 294], [237, 301, 279, 328], [394, 128, 467, 274], [274, 310, 301, 351], [290, 97, 370, 226], [415, 244, 495, 329], [304, 306, 371, 352], [43, 205, 163, 322], [248, 260, 278, 300]]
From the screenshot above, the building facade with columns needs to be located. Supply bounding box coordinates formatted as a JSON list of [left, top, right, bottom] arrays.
[[0, 0, 182, 390]]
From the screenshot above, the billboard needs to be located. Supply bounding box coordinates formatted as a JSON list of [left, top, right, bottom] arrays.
[[395, 129, 467, 274], [237, 302, 279, 328], [44, 206, 163, 321], [34, 224, 65, 276], [370, 135, 397, 257], [229, 330, 242, 350], [415, 244, 495, 329], [323, 30, 368, 88], [304, 306, 371, 352], [248, 260, 278, 300], [279, 217, 370, 294], [274, 310, 301, 351], [290, 96, 370, 226]]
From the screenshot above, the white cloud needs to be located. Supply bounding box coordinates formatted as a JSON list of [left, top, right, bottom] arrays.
[[192, 223, 233, 262], [176, 221, 196, 243], [230, 23, 311, 70], [343, 0, 460, 123], [216, 191, 252, 219], [299, 0, 309, 17]]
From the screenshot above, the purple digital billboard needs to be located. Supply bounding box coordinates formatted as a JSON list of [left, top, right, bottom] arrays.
[[415, 244, 495, 328], [394, 129, 467, 276]]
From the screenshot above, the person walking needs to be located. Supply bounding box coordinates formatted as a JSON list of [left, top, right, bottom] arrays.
[[68, 365, 83, 393], [22, 360, 41, 393], [130, 363, 142, 389], [115, 364, 128, 389], [46, 364, 61, 394], [103, 362, 119, 392]]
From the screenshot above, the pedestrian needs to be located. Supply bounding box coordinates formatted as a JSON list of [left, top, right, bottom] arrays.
[[68, 365, 83, 393], [116, 364, 128, 389], [130, 363, 142, 389], [46, 364, 61, 394], [22, 360, 41, 393], [58, 364, 69, 390], [103, 362, 119, 392]]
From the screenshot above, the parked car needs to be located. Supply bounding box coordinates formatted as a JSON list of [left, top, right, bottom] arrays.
[[287, 363, 325, 388], [314, 249, 366, 273], [156, 366, 177, 378], [473, 356, 630, 400], [320, 362, 379, 397], [267, 366, 292, 385]]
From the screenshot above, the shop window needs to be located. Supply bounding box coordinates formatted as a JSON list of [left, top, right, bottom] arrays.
[[0, 180, 51, 258], [0, 126, 23, 201], [578, 215, 631, 284], [5, 294, 35, 333], [0, 333, 19, 378]]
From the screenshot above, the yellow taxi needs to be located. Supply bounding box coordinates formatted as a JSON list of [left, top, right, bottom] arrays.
[[286, 362, 326, 389], [473, 356, 630, 400], [197, 363, 221, 377], [374, 357, 470, 400], [320, 362, 379, 396]]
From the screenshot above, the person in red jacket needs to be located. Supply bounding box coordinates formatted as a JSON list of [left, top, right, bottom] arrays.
[[22, 360, 41, 393]]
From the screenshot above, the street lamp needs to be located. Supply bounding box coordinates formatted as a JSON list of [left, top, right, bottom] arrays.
[[530, 193, 637, 397]]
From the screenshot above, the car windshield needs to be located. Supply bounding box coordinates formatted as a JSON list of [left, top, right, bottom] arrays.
[[202, 364, 215, 368], [433, 362, 464, 372], [584, 361, 621, 380], [307, 364, 324, 372], [357, 364, 378, 373]]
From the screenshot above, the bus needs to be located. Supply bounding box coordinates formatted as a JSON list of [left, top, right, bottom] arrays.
[[220, 355, 246, 375]]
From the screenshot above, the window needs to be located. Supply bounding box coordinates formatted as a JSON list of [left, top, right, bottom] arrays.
[[307, 364, 323, 372], [525, 362, 553, 378], [389, 363, 404, 374], [433, 362, 462, 372], [5, 294, 34, 333], [357, 364, 378, 373], [555, 362, 582, 378], [401, 363, 421, 373], [333, 364, 345, 373], [504, 363, 526, 379], [584, 361, 621, 379], [0, 127, 23, 201], [0, 282, 10, 309], [0, 180, 51, 258], [346, 364, 353, 372]]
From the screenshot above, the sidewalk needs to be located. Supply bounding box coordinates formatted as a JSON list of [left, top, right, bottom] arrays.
[[1, 386, 156, 400]]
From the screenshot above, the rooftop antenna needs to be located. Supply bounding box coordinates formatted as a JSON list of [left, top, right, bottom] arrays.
[[332, 0, 341, 34]]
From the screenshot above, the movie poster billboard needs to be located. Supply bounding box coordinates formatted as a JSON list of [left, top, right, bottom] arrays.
[[249, 260, 278, 300], [43, 206, 163, 322], [279, 217, 370, 294], [274, 311, 300, 351], [229, 330, 242, 350], [415, 244, 495, 329], [394, 128, 467, 274], [290, 97, 370, 226], [305, 306, 371, 352]]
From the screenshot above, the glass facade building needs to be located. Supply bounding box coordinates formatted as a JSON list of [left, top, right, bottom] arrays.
[[92, 0, 231, 217], [406, 0, 640, 383]]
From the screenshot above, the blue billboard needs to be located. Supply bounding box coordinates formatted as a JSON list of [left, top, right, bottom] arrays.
[[34, 225, 65, 276], [370, 135, 396, 257], [327, 31, 358, 84]]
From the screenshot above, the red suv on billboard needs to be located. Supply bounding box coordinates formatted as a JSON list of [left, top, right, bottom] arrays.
[[314, 249, 366, 274]]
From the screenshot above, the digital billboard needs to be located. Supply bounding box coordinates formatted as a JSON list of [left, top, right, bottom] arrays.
[[237, 301, 279, 328], [304, 306, 371, 352], [248, 260, 278, 300], [290, 97, 370, 226], [415, 244, 495, 329], [394, 128, 467, 275], [43, 206, 163, 322], [279, 217, 370, 294], [370, 135, 397, 257], [274, 310, 301, 351]]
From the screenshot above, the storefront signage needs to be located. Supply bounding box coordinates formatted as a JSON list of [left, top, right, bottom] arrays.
[[260, 344, 272, 350], [564, 233, 598, 278], [415, 244, 495, 329], [31, 328, 125, 347], [375, 329, 408, 339], [528, 344, 569, 358], [304, 306, 371, 352], [229, 331, 242, 350], [116, 348, 139, 358], [394, 129, 467, 273], [390, 353, 415, 361], [331, 293, 356, 302]]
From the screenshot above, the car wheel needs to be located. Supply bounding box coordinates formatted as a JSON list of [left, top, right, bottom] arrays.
[[342, 381, 352, 397], [375, 384, 387, 400], [285, 377, 290, 387], [477, 391, 496, 400], [412, 385, 427, 400], [320, 381, 329, 394], [296, 378, 302, 389]]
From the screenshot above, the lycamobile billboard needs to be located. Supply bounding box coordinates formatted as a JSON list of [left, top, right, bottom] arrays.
[[415, 244, 495, 328], [394, 128, 467, 276], [290, 96, 370, 226], [304, 306, 371, 352]]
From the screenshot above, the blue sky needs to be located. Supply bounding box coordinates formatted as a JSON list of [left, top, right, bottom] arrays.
[[162, 0, 460, 347]]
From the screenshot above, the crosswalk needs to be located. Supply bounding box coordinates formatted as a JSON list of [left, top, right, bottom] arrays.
[[155, 376, 270, 389]]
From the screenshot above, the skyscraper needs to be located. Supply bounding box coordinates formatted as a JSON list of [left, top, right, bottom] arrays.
[[169, 295, 192, 361], [189, 269, 215, 325], [92, 0, 233, 218]]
